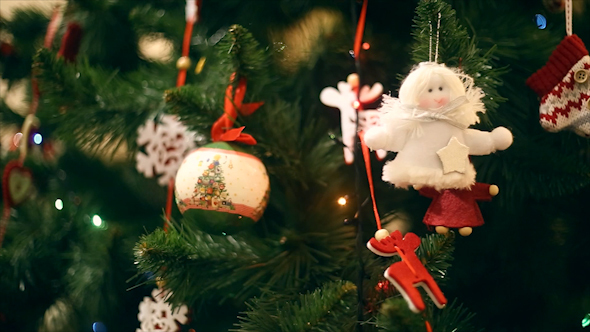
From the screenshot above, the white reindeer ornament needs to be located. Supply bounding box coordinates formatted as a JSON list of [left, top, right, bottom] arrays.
[[364, 62, 513, 190], [320, 74, 386, 164]]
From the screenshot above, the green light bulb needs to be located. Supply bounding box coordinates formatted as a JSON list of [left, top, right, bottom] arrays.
[[582, 313, 590, 328]]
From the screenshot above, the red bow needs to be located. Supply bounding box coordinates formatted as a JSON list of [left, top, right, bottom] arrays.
[[210, 75, 263, 145]]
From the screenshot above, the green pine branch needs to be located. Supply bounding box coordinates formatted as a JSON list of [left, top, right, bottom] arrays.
[[429, 299, 483, 332], [475, 136, 590, 202], [0, 8, 49, 82], [235, 281, 357, 332], [165, 24, 274, 134], [134, 225, 273, 306], [134, 208, 356, 307], [34, 48, 175, 155], [377, 298, 482, 332], [416, 232, 455, 283], [217, 24, 272, 91], [0, 184, 112, 332], [0, 148, 161, 331], [376, 297, 428, 332], [164, 82, 224, 134]]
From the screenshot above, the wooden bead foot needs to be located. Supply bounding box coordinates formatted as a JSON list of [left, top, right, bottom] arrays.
[[458, 227, 473, 236]]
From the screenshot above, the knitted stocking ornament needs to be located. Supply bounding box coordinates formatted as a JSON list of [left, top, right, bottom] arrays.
[[527, 35, 590, 137]]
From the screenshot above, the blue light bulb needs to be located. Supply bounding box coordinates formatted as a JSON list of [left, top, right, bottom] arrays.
[[33, 133, 43, 145], [535, 14, 547, 29], [93, 322, 107, 332]]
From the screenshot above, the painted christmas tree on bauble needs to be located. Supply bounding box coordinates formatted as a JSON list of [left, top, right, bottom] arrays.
[[175, 142, 270, 234]]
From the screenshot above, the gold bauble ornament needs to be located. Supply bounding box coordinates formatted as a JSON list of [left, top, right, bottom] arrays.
[[176, 56, 191, 70]]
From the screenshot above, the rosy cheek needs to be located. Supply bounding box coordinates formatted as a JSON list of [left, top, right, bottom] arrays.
[[438, 97, 448, 106], [418, 98, 433, 108]]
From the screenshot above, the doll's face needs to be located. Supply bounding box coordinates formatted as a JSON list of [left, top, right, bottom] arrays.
[[417, 74, 451, 110]]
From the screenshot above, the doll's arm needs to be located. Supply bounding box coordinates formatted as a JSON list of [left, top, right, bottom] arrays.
[[364, 126, 390, 151], [471, 183, 499, 201], [463, 127, 513, 155], [364, 123, 407, 152]]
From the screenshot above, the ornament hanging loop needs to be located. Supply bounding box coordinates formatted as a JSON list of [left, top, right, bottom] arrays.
[[565, 0, 573, 36], [434, 12, 441, 63], [429, 12, 442, 63], [429, 21, 432, 62]]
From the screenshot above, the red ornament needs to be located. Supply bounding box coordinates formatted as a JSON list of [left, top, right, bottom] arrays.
[[419, 182, 494, 233], [0, 42, 13, 56], [1, 160, 34, 247], [210, 74, 263, 145], [2, 161, 33, 207], [526, 34, 590, 136], [375, 280, 391, 292], [57, 22, 83, 62], [367, 230, 447, 313]]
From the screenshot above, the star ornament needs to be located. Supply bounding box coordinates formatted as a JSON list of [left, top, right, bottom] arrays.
[[436, 137, 469, 174]]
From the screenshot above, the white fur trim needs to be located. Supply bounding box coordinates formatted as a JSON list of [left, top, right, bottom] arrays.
[[382, 159, 476, 190]]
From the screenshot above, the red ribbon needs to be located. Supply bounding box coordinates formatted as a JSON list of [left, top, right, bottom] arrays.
[[353, 0, 368, 59], [57, 22, 83, 62], [0, 161, 20, 248], [176, 19, 195, 87], [43, 6, 62, 48], [358, 131, 381, 230], [210, 75, 263, 145]]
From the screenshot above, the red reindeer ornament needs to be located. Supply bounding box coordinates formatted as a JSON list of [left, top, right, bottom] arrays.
[[367, 230, 447, 313]]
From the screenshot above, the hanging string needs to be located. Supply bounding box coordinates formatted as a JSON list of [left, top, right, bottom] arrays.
[[428, 21, 433, 62], [423, 315, 433, 332], [350, 1, 369, 331], [434, 12, 441, 63], [353, 0, 368, 59], [176, 1, 197, 87], [565, 0, 572, 36], [164, 1, 199, 227], [164, 178, 175, 231], [358, 132, 381, 229]]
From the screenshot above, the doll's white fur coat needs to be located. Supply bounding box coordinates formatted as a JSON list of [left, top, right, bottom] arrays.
[[364, 62, 512, 190]]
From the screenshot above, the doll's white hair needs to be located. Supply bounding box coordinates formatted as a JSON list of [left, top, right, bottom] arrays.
[[395, 62, 485, 127]]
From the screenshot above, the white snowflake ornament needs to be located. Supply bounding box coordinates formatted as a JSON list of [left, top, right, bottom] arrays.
[[136, 288, 189, 332], [136, 115, 197, 186]]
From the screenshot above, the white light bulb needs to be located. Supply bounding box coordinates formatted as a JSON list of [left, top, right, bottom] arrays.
[[92, 215, 103, 227], [55, 199, 63, 210]]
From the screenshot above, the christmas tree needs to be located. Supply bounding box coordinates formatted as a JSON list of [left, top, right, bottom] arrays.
[[181, 153, 235, 212], [2, 0, 590, 331]]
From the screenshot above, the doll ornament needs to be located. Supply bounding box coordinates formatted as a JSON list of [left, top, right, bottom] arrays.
[[365, 62, 513, 235]]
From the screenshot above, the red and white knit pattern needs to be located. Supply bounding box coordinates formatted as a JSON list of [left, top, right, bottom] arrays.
[[540, 55, 590, 136]]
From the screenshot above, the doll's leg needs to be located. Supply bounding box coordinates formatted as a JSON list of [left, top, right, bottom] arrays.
[[458, 227, 472, 236]]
